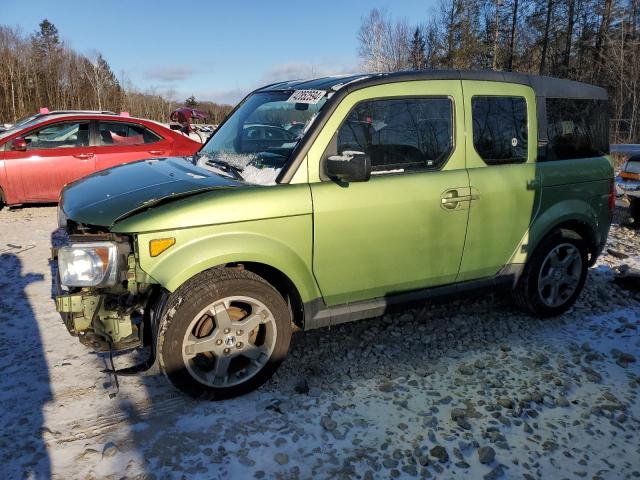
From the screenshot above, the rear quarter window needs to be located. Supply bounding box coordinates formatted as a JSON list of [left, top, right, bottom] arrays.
[[545, 98, 609, 160]]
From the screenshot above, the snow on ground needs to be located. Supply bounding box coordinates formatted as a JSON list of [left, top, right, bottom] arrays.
[[0, 206, 639, 480]]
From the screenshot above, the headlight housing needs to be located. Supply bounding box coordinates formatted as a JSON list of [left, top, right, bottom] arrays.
[[58, 242, 119, 287]]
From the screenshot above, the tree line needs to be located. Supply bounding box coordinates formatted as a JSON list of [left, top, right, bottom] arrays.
[[0, 20, 233, 125], [358, 0, 640, 143]]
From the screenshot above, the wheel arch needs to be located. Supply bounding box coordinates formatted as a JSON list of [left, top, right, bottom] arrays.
[[226, 262, 306, 330], [138, 229, 321, 330], [515, 198, 605, 268]]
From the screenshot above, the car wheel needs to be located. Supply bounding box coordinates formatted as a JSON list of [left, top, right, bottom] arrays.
[[513, 229, 588, 318], [158, 268, 292, 399], [629, 197, 640, 227]]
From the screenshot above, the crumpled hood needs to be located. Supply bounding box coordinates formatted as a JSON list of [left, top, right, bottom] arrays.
[[61, 157, 244, 227]]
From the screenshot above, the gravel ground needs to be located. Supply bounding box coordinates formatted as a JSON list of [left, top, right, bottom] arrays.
[[0, 206, 638, 480]]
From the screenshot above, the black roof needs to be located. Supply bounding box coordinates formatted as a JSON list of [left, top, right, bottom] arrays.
[[257, 70, 607, 100]]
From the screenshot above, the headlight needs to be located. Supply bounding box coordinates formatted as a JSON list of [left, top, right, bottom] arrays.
[[58, 242, 118, 287]]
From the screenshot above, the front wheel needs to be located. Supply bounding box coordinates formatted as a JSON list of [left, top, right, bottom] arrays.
[[157, 268, 292, 399], [513, 230, 588, 317]]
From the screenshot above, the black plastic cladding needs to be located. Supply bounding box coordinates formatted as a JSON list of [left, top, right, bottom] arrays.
[[263, 70, 608, 183]]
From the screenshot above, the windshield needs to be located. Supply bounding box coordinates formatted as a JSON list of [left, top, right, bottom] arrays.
[[625, 159, 640, 174], [196, 91, 327, 184], [0, 115, 46, 141]]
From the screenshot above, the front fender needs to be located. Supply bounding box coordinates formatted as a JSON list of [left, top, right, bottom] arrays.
[[136, 215, 321, 303]]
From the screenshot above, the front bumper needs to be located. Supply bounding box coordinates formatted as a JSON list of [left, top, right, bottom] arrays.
[[52, 246, 150, 352]]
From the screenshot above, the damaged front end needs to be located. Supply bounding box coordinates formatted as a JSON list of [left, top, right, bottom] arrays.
[[52, 229, 158, 353]]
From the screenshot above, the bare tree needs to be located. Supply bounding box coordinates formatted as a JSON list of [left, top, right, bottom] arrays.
[[358, 9, 410, 72]]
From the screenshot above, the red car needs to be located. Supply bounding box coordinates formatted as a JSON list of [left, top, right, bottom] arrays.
[[0, 112, 201, 206]]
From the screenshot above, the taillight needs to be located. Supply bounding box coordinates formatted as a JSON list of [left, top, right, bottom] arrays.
[[608, 178, 616, 216], [620, 171, 640, 181]]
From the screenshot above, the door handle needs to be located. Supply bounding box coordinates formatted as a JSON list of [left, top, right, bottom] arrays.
[[73, 153, 94, 160], [441, 188, 479, 210], [441, 195, 473, 204], [148, 150, 165, 155]]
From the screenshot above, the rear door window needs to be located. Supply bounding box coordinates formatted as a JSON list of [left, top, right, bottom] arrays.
[[471, 96, 528, 165], [98, 122, 162, 146], [23, 121, 90, 150], [335, 97, 454, 175]]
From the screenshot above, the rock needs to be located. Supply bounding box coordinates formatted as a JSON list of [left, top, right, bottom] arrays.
[[382, 458, 399, 469], [478, 446, 496, 464], [459, 364, 475, 375], [102, 442, 118, 458], [542, 440, 559, 452], [274, 453, 289, 465], [607, 248, 628, 259], [455, 461, 470, 468], [532, 353, 549, 366], [378, 382, 395, 393], [555, 395, 570, 407], [294, 379, 309, 394], [401, 464, 418, 476], [597, 286, 611, 301], [451, 408, 466, 421], [483, 465, 505, 480], [582, 367, 602, 383], [321, 416, 337, 431], [417, 455, 430, 466], [497, 397, 514, 409], [456, 418, 472, 430], [430, 445, 449, 463], [616, 352, 637, 368]]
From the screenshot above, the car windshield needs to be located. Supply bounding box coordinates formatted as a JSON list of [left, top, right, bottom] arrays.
[[625, 159, 640, 174], [196, 90, 327, 184], [0, 115, 47, 140]]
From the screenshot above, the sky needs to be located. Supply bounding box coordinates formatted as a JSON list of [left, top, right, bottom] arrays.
[[0, 0, 437, 105]]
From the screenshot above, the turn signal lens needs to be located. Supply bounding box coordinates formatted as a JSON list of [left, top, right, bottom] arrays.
[[149, 238, 176, 257]]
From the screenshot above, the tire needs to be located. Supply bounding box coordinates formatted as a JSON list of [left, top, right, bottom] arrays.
[[630, 197, 640, 227], [512, 229, 588, 318], [157, 268, 292, 399]]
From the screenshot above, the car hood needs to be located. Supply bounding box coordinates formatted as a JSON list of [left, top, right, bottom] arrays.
[[61, 157, 245, 227]]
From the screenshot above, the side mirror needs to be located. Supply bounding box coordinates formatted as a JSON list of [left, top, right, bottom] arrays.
[[10, 137, 27, 151], [325, 150, 371, 183]]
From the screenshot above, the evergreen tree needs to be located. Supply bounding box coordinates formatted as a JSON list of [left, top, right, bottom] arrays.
[[185, 95, 199, 108], [408, 27, 427, 70], [33, 19, 59, 50]]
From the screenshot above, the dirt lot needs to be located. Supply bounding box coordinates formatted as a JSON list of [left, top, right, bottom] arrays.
[[0, 206, 638, 480]]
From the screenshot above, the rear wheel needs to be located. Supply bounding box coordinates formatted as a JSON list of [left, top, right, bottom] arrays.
[[513, 229, 588, 317], [158, 268, 292, 399]]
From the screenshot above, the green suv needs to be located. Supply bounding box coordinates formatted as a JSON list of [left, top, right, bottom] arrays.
[[54, 71, 614, 398]]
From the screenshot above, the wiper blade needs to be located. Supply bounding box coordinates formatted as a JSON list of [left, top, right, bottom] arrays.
[[206, 159, 242, 175]]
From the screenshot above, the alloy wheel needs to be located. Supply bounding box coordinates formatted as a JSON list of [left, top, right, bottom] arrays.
[[537, 243, 583, 308], [181, 295, 277, 388]]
